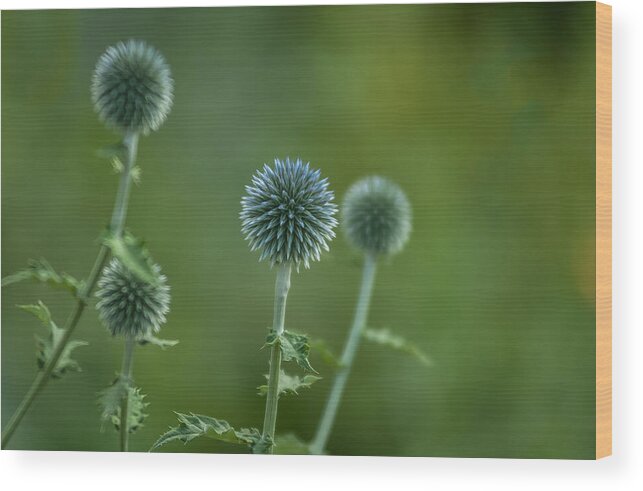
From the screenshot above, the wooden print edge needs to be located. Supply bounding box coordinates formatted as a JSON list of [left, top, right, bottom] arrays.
[[595, 1, 612, 460]]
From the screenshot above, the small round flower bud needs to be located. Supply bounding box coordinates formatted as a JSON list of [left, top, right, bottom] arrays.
[[343, 176, 412, 256], [91, 40, 173, 135], [96, 258, 170, 338], [240, 157, 338, 269]]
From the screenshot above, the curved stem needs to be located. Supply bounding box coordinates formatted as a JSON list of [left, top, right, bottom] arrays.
[[261, 263, 292, 454], [119, 335, 136, 452], [110, 131, 138, 231], [310, 253, 377, 455], [1, 131, 139, 448]]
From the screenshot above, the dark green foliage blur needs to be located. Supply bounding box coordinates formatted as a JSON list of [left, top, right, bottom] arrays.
[[1, 3, 596, 458]]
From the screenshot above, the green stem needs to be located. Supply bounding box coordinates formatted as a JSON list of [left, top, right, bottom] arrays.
[[119, 335, 136, 452], [261, 263, 292, 454], [310, 252, 377, 455], [1, 131, 140, 449], [110, 131, 138, 231]]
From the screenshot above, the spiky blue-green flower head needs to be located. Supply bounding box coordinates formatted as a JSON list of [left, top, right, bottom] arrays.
[[240, 158, 339, 269], [96, 258, 170, 338], [91, 40, 173, 135], [343, 176, 412, 257]]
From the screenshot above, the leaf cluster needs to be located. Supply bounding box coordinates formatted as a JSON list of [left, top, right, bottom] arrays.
[[265, 329, 316, 373], [98, 143, 141, 184], [98, 376, 148, 434], [257, 370, 321, 397], [150, 413, 263, 452], [2, 259, 84, 298], [18, 301, 88, 378]]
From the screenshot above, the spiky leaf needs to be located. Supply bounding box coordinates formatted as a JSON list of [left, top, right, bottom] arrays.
[[109, 157, 142, 185], [362, 328, 432, 367], [19, 301, 54, 324], [98, 377, 128, 422], [98, 376, 148, 433], [2, 258, 84, 297], [137, 333, 178, 350], [101, 230, 159, 286], [18, 301, 88, 378], [274, 433, 311, 455], [257, 370, 321, 396], [130, 166, 142, 185], [265, 329, 316, 373], [124, 388, 148, 433], [150, 413, 261, 451], [105, 152, 142, 185]]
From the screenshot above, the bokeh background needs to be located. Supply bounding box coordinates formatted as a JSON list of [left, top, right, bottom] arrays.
[[2, 3, 596, 458]]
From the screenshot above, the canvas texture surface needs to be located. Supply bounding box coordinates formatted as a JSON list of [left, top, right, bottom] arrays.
[[1, 2, 599, 458]]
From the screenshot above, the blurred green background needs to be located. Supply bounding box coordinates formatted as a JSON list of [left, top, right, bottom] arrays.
[[2, 3, 596, 458]]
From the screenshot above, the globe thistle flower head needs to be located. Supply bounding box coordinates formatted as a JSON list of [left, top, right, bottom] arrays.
[[91, 40, 173, 135], [343, 176, 412, 256], [240, 158, 338, 269], [96, 258, 170, 338]]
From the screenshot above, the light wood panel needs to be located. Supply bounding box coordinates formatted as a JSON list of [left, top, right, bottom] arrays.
[[595, 1, 612, 460]]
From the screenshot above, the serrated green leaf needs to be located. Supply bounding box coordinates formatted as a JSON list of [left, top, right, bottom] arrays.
[[137, 333, 179, 350], [150, 413, 261, 451], [111, 157, 124, 174], [362, 328, 433, 367], [310, 338, 342, 368], [100, 144, 141, 184], [98, 376, 148, 434], [35, 337, 87, 376], [265, 329, 316, 373], [98, 376, 128, 422], [274, 433, 311, 455], [19, 301, 54, 324], [101, 230, 159, 286], [124, 388, 148, 433], [2, 258, 84, 297], [130, 166, 142, 185], [18, 301, 88, 378], [257, 370, 321, 396]]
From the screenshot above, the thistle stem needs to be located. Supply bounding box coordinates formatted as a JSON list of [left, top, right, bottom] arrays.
[[1, 131, 139, 448], [119, 334, 136, 452], [110, 131, 138, 231], [261, 263, 292, 454], [310, 253, 377, 455]]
